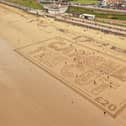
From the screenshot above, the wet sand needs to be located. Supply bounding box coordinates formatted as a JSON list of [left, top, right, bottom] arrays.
[[0, 3, 126, 126]]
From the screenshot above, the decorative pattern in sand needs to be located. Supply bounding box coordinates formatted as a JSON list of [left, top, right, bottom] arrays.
[[16, 37, 126, 117]]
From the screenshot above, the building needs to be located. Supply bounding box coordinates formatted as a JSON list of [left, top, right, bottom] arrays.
[[79, 14, 96, 20], [102, 0, 123, 7], [108, 0, 122, 5]]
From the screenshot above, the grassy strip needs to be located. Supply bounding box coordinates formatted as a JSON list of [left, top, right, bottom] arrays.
[[5, 0, 42, 9], [68, 0, 98, 4], [67, 6, 126, 20], [95, 19, 126, 27]]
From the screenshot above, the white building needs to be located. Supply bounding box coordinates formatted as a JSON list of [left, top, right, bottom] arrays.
[[79, 14, 95, 20]]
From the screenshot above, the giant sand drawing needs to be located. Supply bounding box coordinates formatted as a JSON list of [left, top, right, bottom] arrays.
[[16, 36, 126, 117]]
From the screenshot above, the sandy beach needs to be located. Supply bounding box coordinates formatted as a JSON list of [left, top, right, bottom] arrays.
[[0, 3, 126, 126]]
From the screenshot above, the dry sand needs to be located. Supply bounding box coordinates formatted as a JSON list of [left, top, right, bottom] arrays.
[[0, 3, 126, 126]]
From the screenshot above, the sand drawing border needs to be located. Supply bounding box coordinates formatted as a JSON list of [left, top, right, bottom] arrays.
[[15, 36, 126, 118]]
